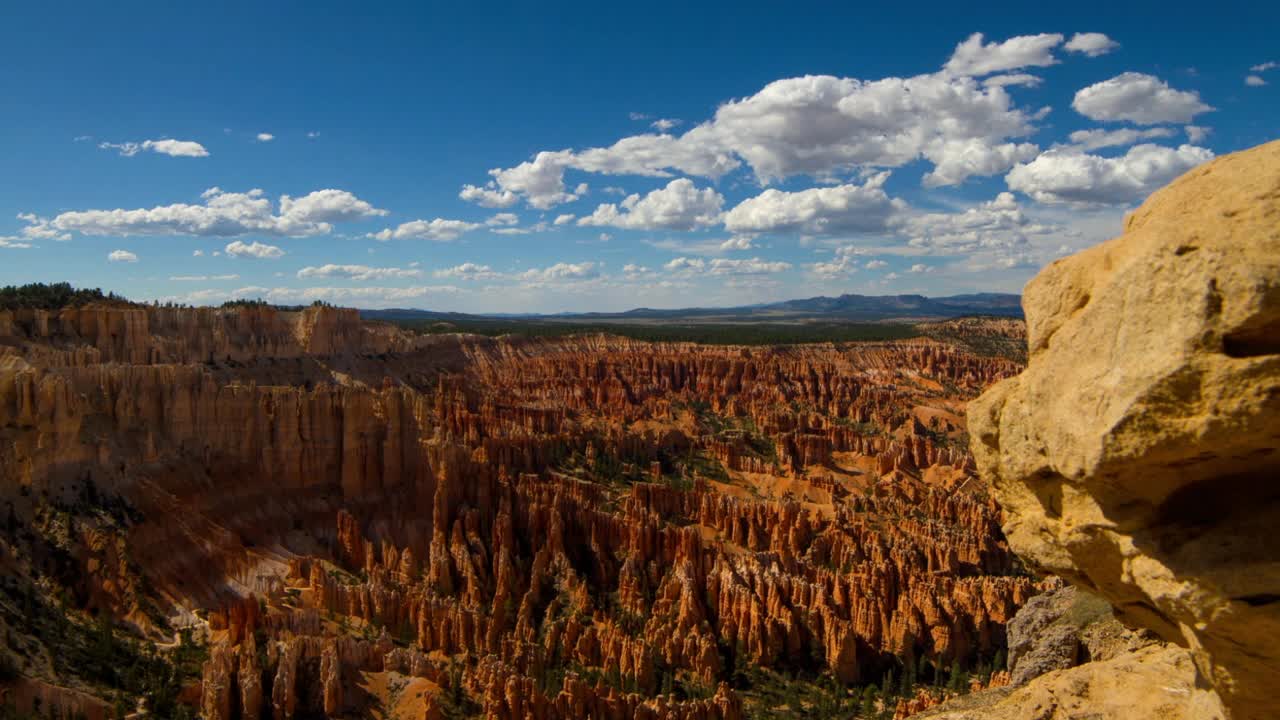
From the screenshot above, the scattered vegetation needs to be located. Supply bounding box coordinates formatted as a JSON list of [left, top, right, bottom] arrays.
[[681, 401, 778, 466], [219, 298, 335, 311], [918, 317, 1027, 363], [735, 664, 861, 719], [730, 647, 1007, 720], [394, 318, 922, 346], [0, 578, 204, 719], [0, 283, 130, 311], [437, 660, 483, 719], [0, 283, 345, 314]]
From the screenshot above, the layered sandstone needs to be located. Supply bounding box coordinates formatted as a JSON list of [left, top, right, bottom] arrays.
[[970, 139, 1280, 718]]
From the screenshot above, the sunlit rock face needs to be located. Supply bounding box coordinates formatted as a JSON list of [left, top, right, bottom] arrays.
[[970, 139, 1280, 720], [1, 300, 1036, 718]]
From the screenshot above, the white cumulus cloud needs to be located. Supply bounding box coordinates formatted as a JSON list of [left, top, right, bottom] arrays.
[[724, 172, 905, 235], [519, 262, 601, 284], [810, 246, 864, 278], [1072, 73, 1212, 124], [296, 264, 423, 281], [922, 139, 1040, 187], [108, 249, 138, 263], [485, 212, 520, 226], [368, 219, 482, 242], [664, 257, 791, 276], [278, 189, 388, 223], [98, 139, 210, 157], [901, 191, 1057, 252], [578, 178, 724, 230], [1184, 125, 1211, 143], [1006, 144, 1214, 205], [434, 263, 502, 281], [459, 183, 520, 208], [1065, 127, 1178, 151], [224, 240, 285, 259], [719, 236, 755, 251], [50, 188, 384, 238], [1063, 33, 1119, 57], [943, 32, 1064, 76], [465, 151, 583, 209], [983, 73, 1044, 88], [170, 274, 239, 281], [17, 213, 71, 241], [465, 44, 1061, 205], [707, 257, 791, 275]]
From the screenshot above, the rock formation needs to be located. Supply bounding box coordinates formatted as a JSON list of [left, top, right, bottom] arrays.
[[0, 298, 1033, 716], [1004, 583, 1153, 686], [970, 139, 1280, 718], [908, 644, 1224, 720]]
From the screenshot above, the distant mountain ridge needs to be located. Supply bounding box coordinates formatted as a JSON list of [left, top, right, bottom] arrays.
[[363, 292, 1023, 324]]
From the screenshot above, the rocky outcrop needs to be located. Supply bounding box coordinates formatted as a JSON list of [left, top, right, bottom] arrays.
[[970, 139, 1280, 719], [1004, 584, 1153, 686], [909, 645, 1224, 720]]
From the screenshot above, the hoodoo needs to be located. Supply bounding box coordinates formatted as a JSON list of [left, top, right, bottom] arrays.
[[0, 300, 1036, 717]]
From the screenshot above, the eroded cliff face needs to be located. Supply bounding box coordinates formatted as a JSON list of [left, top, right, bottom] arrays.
[[0, 302, 1033, 717], [0, 303, 413, 366], [969, 140, 1280, 719]]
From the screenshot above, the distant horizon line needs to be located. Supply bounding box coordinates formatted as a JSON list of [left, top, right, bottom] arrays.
[[1, 281, 1023, 318]]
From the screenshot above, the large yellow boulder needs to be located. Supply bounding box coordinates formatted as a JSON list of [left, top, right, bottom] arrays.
[[969, 139, 1280, 719]]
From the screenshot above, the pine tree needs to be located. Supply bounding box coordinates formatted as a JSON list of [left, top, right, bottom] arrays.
[[881, 667, 897, 698], [947, 662, 965, 692], [859, 687, 878, 718]]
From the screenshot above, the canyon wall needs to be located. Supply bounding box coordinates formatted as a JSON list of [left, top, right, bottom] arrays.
[[970, 139, 1280, 719], [0, 303, 414, 366]]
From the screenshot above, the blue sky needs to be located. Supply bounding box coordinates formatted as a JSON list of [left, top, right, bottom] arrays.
[[2, 1, 1277, 312]]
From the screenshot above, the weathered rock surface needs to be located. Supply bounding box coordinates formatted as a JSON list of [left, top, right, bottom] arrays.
[[910, 644, 1225, 720], [0, 677, 112, 720], [970, 139, 1280, 718], [1005, 584, 1153, 686]]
